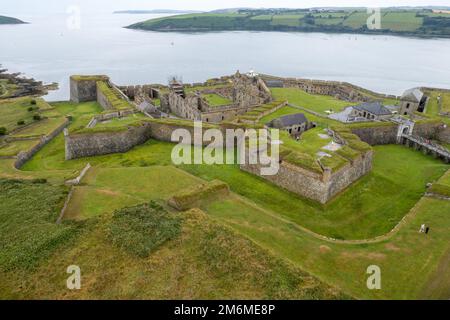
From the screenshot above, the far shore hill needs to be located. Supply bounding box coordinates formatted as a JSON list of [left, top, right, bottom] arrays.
[[114, 9, 202, 14], [0, 15, 26, 24], [126, 7, 450, 38]]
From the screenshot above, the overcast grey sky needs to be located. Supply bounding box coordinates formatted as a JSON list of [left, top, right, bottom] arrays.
[[1, 0, 450, 15]]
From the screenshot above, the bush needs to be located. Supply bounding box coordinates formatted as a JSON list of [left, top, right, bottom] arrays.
[[33, 114, 41, 121], [31, 178, 47, 184], [109, 201, 182, 258], [0, 127, 6, 136], [30, 99, 37, 105], [17, 120, 25, 125], [28, 106, 34, 112]]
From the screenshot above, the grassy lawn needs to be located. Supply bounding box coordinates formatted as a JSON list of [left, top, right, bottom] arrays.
[[96, 81, 132, 110], [0, 139, 40, 157], [1, 96, 449, 299], [440, 92, 450, 114], [279, 127, 332, 155], [382, 12, 422, 32], [180, 145, 448, 240], [315, 17, 345, 25], [64, 166, 202, 220], [343, 11, 370, 29], [271, 88, 354, 115], [0, 179, 80, 272], [203, 194, 450, 299], [424, 91, 450, 126], [94, 113, 149, 129], [271, 15, 304, 27], [0, 97, 38, 132], [11, 117, 67, 138], [0, 200, 345, 299], [21, 111, 447, 241], [202, 93, 232, 107]]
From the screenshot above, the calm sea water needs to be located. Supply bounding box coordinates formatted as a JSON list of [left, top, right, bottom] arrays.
[[1, 12, 450, 101]]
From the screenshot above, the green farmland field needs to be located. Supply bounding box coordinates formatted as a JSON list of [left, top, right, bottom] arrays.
[[126, 8, 450, 37]]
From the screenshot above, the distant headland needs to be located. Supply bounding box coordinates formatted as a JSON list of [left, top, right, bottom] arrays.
[[114, 9, 202, 14], [126, 7, 450, 38], [0, 15, 26, 25]]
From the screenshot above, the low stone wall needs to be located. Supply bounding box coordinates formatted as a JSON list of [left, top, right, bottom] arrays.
[[350, 125, 398, 145], [65, 120, 215, 160], [146, 121, 211, 144], [261, 74, 397, 102], [86, 110, 138, 128], [350, 122, 445, 146], [65, 124, 152, 160], [241, 150, 373, 204], [15, 118, 70, 169]]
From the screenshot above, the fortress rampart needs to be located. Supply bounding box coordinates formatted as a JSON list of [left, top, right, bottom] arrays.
[[261, 74, 398, 102], [240, 149, 373, 204]]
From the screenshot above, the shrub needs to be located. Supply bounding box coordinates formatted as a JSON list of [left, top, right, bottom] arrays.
[[31, 178, 47, 184], [109, 201, 182, 258], [17, 120, 25, 126], [28, 106, 34, 112], [30, 99, 37, 105], [0, 179, 80, 271], [0, 127, 6, 136], [33, 114, 41, 121]]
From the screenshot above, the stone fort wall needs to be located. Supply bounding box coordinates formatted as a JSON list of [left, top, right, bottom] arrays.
[[65, 121, 216, 160], [261, 74, 398, 102], [350, 122, 446, 145], [240, 150, 373, 204], [15, 118, 70, 168], [70, 76, 109, 103]]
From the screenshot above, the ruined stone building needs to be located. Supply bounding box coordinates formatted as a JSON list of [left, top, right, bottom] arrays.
[[159, 71, 273, 123], [399, 88, 428, 116]]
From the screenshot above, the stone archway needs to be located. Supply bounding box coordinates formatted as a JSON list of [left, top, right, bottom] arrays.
[[397, 121, 415, 143]]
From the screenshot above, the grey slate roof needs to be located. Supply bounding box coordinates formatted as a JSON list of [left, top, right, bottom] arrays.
[[268, 113, 307, 127], [353, 102, 392, 116], [401, 88, 424, 103]]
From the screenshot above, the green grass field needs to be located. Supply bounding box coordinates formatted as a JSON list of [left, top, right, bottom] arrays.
[[181, 145, 448, 240], [271, 15, 303, 27], [11, 117, 67, 138], [202, 93, 232, 107], [0, 97, 40, 132], [382, 12, 423, 31], [93, 113, 148, 129], [127, 9, 450, 37], [270, 88, 354, 115], [203, 194, 450, 299], [0, 180, 345, 300], [0, 139, 40, 157], [64, 166, 202, 220], [1, 94, 449, 299]]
